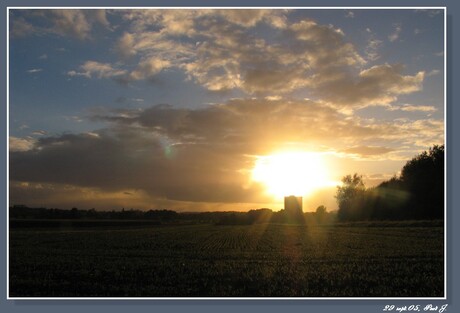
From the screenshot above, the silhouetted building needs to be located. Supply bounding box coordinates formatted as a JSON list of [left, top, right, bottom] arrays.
[[284, 196, 303, 213]]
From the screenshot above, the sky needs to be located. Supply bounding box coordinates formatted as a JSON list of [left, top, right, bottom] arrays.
[[8, 8, 445, 212]]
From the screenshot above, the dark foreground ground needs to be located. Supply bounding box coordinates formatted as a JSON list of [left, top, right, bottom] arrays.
[[9, 220, 444, 297]]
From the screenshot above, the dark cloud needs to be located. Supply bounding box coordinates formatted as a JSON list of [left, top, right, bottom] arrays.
[[92, 99, 371, 153], [10, 98, 444, 208], [9, 124, 265, 205]]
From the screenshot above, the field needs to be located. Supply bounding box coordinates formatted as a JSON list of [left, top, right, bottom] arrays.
[[9, 221, 444, 297]]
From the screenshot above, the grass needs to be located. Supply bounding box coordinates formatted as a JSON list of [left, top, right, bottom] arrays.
[[9, 221, 444, 297]]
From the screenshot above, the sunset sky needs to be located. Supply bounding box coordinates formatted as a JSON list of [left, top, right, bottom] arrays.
[[8, 8, 445, 212]]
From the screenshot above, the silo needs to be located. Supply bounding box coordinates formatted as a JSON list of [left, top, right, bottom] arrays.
[[284, 195, 303, 213]]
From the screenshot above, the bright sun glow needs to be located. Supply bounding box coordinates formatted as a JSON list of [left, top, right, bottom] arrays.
[[252, 151, 334, 199]]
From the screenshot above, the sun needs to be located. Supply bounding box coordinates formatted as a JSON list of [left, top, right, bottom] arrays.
[[251, 151, 333, 199]]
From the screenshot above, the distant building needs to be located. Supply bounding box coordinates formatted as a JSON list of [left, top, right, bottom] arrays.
[[284, 195, 303, 213]]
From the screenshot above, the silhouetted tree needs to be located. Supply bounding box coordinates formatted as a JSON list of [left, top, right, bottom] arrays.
[[335, 174, 366, 221], [399, 145, 444, 219], [335, 145, 444, 221], [315, 205, 327, 224], [247, 208, 273, 224], [370, 177, 410, 220], [316, 205, 327, 215]]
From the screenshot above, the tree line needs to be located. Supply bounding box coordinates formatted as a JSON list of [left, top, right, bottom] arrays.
[[9, 206, 336, 226], [335, 145, 444, 221]]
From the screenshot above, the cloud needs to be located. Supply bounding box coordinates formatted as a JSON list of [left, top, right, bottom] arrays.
[[183, 17, 366, 95], [215, 9, 288, 28], [9, 9, 444, 211], [87, 9, 111, 29], [10, 97, 444, 208], [9, 181, 155, 210], [311, 64, 424, 108], [116, 97, 145, 104], [31, 130, 48, 136], [75, 10, 368, 96], [365, 29, 383, 61], [120, 9, 288, 34], [345, 11, 355, 18], [427, 69, 441, 77], [11, 9, 433, 109], [9, 181, 271, 211], [64, 10, 426, 110], [88, 99, 443, 156], [388, 24, 402, 42], [115, 32, 136, 58], [68, 61, 127, 79], [26, 68, 42, 73], [287, 20, 364, 68], [92, 99, 357, 153], [69, 58, 171, 83], [10, 9, 112, 41], [49, 10, 92, 40], [128, 57, 171, 81], [10, 16, 35, 37], [401, 105, 436, 112], [120, 9, 198, 35], [9, 128, 266, 205], [342, 146, 394, 157], [9, 136, 36, 152], [388, 104, 437, 112], [415, 9, 442, 18]]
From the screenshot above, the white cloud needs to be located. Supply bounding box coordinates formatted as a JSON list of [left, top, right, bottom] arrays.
[[365, 38, 383, 61], [88, 9, 111, 29], [9, 136, 36, 152], [31, 130, 48, 136], [427, 69, 441, 77], [67, 10, 425, 109], [50, 10, 91, 40], [128, 57, 171, 81], [345, 11, 355, 18], [388, 24, 402, 42], [395, 104, 437, 112], [401, 106, 436, 112], [216, 9, 288, 28], [115, 32, 136, 58], [27, 68, 42, 73], [110, 10, 369, 96], [68, 61, 127, 79]]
